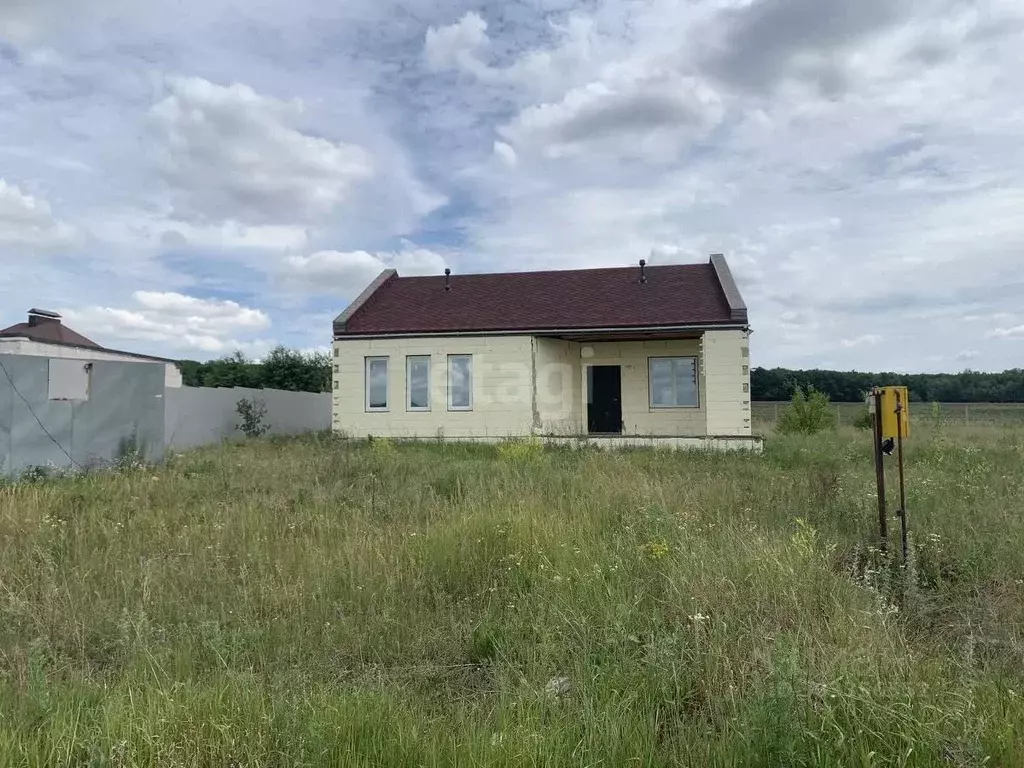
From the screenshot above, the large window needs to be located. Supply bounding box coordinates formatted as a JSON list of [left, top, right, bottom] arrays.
[[447, 354, 473, 410], [407, 356, 431, 411], [649, 357, 698, 408], [365, 357, 389, 411]]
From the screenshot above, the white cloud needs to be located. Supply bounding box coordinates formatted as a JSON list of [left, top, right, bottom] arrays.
[[61, 292, 271, 355], [493, 141, 518, 167], [148, 76, 374, 225], [988, 326, 1024, 340], [424, 13, 491, 76], [500, 74, 723, 159], [283, 245, 448, 296], [840, 334, 882, 349], [162, 223, 311, 252], [0, 179, 76, 247]]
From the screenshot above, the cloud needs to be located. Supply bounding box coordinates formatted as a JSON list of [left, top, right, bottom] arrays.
[[988, 325, 1024, 340], [499, 75, 722, 159], [0, 179, 76, 247], [61, 292, 271, 354], [703, 0, 950, 95], [424, 12, 491, 76], [493, 141, 517, 167], [148, 76, 374, 225], [840, 334, 882, 349], [283, 244, 448, 296]]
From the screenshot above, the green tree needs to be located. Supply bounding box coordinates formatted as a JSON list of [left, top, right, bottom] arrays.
[[176, 347, 331, 393]]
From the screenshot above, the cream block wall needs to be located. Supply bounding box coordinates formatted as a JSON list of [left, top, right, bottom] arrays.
[[332, 336, 536, 438], [701, 329, 751, 436], [578, 339, 706, 437], [532, 338, 583, 435], [333, 332, 748, 439]]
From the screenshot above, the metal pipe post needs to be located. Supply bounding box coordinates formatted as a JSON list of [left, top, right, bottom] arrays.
[[895, 391, 909, 562], [872, 388, 888, 551]]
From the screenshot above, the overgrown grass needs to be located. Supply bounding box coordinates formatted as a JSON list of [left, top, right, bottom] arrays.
[[2, 427, 1024, 766]]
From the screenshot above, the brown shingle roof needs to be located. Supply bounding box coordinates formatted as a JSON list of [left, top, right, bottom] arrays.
[[335, 257, 748, 337]]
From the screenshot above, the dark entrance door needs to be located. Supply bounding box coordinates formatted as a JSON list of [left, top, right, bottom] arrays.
[[587, 365, 622, 434]]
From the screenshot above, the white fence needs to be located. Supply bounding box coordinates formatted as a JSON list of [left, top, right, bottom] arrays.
[[165, 386, 332, 451]]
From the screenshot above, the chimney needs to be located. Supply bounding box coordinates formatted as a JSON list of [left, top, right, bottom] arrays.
[[444, 267, 451, 291], [27, 308, 61, 327], [639, 259, 647, 284]]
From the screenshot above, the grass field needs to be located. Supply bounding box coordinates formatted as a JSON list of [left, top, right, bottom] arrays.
[[2, 426, 1024, 766], [754, 400, 1024, 430]]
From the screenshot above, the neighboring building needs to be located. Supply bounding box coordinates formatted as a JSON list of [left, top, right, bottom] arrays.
[[0, 309, 183, 388], [331, 255, 757, 450]]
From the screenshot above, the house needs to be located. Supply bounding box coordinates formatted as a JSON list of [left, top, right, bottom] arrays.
[[0, 309, 183, 388], [331, 254, 758, 450]]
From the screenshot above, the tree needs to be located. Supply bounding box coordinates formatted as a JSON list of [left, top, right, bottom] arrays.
[[176, 347, 331, 393], [751, 367, 1024, 403]]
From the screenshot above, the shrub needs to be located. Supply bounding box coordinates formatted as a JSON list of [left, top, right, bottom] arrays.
[[852, 409, 874, 431], [496, 436, 544, 464], [369, 435, 397, 461], [114, 434, 147, 473], [235, 397, 270, 438], [776, 385, 835, 435]]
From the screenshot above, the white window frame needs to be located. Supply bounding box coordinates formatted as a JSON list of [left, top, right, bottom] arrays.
[[365, 356, 389, 412], [648, 356, 699, 409], [406, 355, 431, 411], [447, 354, 473, 411]]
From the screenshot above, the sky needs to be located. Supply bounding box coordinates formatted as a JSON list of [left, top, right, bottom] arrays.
[[1, 0, 1023, 371]]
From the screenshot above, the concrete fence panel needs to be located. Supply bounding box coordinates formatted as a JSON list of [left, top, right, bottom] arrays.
[[165, 386, 331, 451]]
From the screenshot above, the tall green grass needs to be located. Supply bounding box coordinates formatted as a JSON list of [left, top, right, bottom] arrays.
[[1, 428, 1023, 766]]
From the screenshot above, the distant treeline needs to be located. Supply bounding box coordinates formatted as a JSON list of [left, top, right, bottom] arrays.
[[177, 347, 331, 393], [752, 367, 1024, 403], [174, 348, 1024, 403]]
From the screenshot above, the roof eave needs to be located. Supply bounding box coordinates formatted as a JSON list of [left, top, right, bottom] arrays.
[[334, 320, 749, 340]]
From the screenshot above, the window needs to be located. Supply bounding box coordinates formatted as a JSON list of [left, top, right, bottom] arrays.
[[365, 357, 389, 411], [649, 357, 698, 408], [48, 359, 91, 401], [447, 354, 473, 410], [407, 356, 431, 411]]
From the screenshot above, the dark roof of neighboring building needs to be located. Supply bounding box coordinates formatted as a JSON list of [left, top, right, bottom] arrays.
[[334, 254, 748, 337], [0, 310, 180, 364], [0, 318, 101, 348]]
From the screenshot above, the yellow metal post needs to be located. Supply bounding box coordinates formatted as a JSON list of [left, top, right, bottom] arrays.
[[878, 386, 910, 439]]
